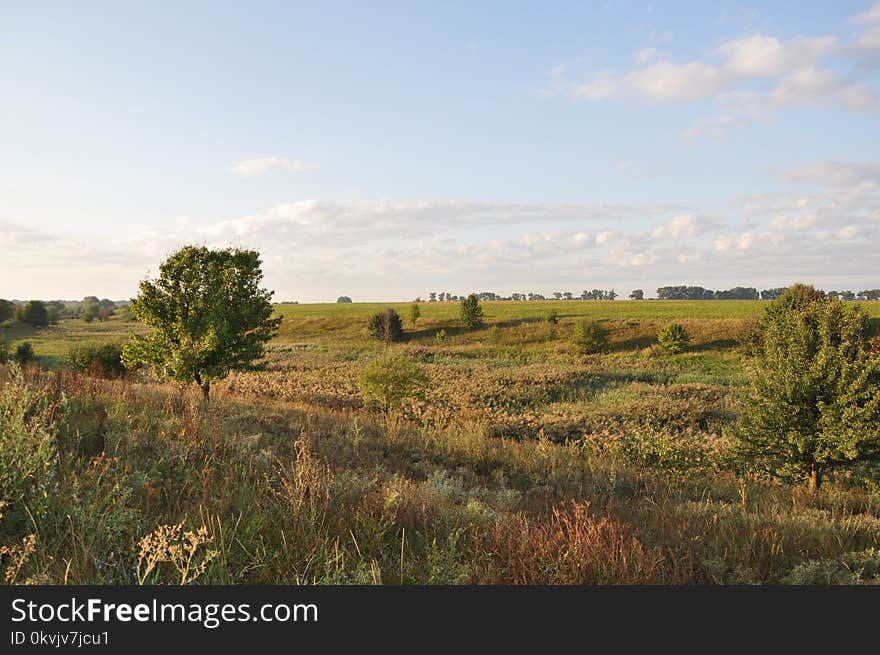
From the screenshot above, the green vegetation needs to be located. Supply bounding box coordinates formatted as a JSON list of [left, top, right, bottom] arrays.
[[572, 319, 610, 354], [122, 245, 281, 401], [658, 323, 690, 353], [367, 308, 405, 343], [733, 287, 880, 491], [460, 294, 484, 329], [2, 288, 880, 585]]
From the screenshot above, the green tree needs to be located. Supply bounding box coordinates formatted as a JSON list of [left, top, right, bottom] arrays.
[[408, 303, 421, 327], [367, 308, 404, 343], [13, 342, 35, 365], [732, 287, 880, 492], [657, 323, 689, 353], [16, 301, 49, 328], [572, 319, 610, 354], [358, 350, 428, 415], [81, 303, 99, 323], [460, 293, 484, 329], [0, 299, 13, 323], [121, 245, 281, 402]]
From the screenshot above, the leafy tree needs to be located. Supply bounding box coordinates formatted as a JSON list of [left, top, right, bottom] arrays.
[[121, 245, 281, 402], [98, 306, 114, 322], [81, 303, 99, 323], [16, 301, 49, 328], [629, 289, 644, 300], [0, 299, 13, 323], [336, 296, 353, 303], [572, 319, 610, 354], [657, 323, 689, 353], [367, 308, 404, 343], [460, 293, 484, 329], [408, 303, 421, 327], [733, 287, 880, 491], [358, 350, 428, 415]]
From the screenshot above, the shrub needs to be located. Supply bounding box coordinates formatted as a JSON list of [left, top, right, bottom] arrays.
[[408, 303, 421, 327], [336, 296, 352, 304], [15, 301, 48, 328], [657, 323, 689, 353], [434, 329, 447, 345], [367, 309, 404, 343], [68, 343, 127, 378], [547, 309, 559, 325], [572, 319, 609, 354], [460, 294, 484, 329], [732, 288, 880, 491], [0, 341, 8, 363], [13, 342, 35, 365], [358, 350, 429, 414]]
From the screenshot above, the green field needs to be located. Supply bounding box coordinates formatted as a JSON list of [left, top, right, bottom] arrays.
[[3, 298, 880, 585]]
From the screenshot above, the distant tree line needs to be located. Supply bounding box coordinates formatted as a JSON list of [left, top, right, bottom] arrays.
[[657, 286, 880, 301]]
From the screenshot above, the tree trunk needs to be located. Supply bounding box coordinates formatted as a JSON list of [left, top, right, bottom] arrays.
[[200, 381, 210, 403], [807, 463, 820, 493]]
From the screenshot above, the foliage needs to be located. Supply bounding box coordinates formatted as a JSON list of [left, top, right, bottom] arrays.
[[16, 301, 49, 328], [13, 342, 35, 365], [408, 303, 421, 327], [0, 364, 61, 533], [367, 308, 405, 343], [336, 296, 352, 304], [0, 299, 14, 324], [357, 350, 429, 414], [69, 343, 127, 378], [732, 288, 880, 490], [122, 245, 281, 400], [547, 308, 559, 325], [460, 294, 484, 329], [572, 319, 610, 354], [658, 323, 690, 353], [434, 329, 447, 345]]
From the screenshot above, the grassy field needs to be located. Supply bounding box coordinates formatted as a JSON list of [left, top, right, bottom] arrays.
[[2, 299, 880, 585]]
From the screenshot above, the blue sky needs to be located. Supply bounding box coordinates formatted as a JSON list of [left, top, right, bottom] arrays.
[[2, 1, 879, 301]]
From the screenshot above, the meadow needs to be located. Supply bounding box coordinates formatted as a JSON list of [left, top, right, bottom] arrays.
[[2, 299, 880, 585]]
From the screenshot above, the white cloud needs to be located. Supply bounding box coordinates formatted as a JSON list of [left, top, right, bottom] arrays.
[[651, 214, 717, 239], [550, 11, 880, 135], [229, 157, 308, 177], [855, 2, 880, 23]]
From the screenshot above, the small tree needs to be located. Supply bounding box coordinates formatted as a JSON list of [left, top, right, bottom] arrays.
[[460, 293, 484, 329], [336, 296, 353, 303], [13, 342, 35, 365], [408, 303, 421, 327], [122, 245, 281, 402], [367, 308, 404, 343], [358, 350, 429, 415], [657, 323, 689, 353], [16, 301, 49, 328], [572, 319, 610, 354], [0, 299, 13, 323], [547, 308, 559, 325], [732, 287, 880, 491], [82, 303, 99, 323], [629, 289, 644, 300]]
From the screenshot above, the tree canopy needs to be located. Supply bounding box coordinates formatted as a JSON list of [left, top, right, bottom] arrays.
[[122, 245, 281, 400]]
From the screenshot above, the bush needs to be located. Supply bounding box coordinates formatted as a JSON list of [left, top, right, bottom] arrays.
[[15, 301, 48, 328], [13, 342, 35, 365], [68, 343, 127, 378], [572, 319, 609, 354], [0, 341, 8, 363], [657, 323, 689, 353], [358, 350, 429, 414], [434, 329, 447, 345], [547, 309, 559, 325], [460, 294, 484, 329], [367, 309, 404, 343], [336, 296, 352, 304]]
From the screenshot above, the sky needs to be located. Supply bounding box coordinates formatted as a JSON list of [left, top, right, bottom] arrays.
[[2, 1, 879, 302]]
